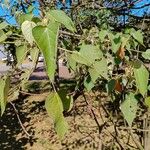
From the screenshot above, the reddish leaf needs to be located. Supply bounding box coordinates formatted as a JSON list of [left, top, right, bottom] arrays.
[[115, 79, 123, 93]]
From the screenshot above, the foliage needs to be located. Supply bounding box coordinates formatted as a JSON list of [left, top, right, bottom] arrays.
[[0, 0, 150, 148]]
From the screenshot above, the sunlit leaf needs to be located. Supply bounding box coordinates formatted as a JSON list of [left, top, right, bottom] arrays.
[[21, 21, 36, 45], [131, 30, 144, 45], [142, 49, 150, 60], [17, 14, 33, 25], [121, 93, 138, 126], [70, 45, 103, 66], [133, 64, 149, 97], [89, 58, 108, 82], [49, 10, 76, 32], [30, 47, 40, 64], [99, 30, 108, 41], [33, 22, 59, 81], [145, 97, 150, 108], [0, 30, 7, 43], [45, 92, 68, 138], [109, 33, 122, 53], [70, 51, 91, 66], [84, 76, 95, 91], [80, 45, 103, 63], [0, 22, 8, 30], [0, 76, 10, 115]]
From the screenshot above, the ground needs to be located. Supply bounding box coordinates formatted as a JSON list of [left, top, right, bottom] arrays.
[[0, 60, 147, 150], [0, 85, 143, 150]]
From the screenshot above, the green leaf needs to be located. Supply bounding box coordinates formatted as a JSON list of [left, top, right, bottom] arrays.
[[120, 93, 138, 126], [16, 45, 28, 67], [148, 85, 150, 91], [145, 97, 150, 108], [80, 45, 103, 64], [5, 30, 12, 36], [49, 10, 76, 32], [45, 92, 68, 138], [99, 30, 108, 41], [30, 47, 40, 64], [21, 47, 39, 88], [89, 58, 108, 82], [21, 21, 36, 45], [0, 30, 7, 43], [109, 33, 122, 53], [32, 22, 59, 81], [70, 45, 103, 66], [131, 30, 143, 45], [55, 117, 68, 139], [0, 76, 10, 115], [67, 54, 77, 71], [133, 64, 149, 97], [58, 89, 73, 112], [142, 49, 150, 60], [70, 51, 91, 66], [84, 76, 95, 91], [17, 14, 33, 25], [0, 22, 8, 30], [107, 79, 116, 94]]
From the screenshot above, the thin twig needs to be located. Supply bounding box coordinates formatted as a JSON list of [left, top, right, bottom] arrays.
[[59, 30, 82, 38], [118, 126, 150, 132], [10, 101, 32, 137], [19, 90, 42, 96], [58, 47, 73, 53], [82, 93, 105, 135], [129, 130, 144, 150]]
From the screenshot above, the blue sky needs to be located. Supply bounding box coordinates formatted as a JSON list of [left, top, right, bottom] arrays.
[[0, 0, 150, 24], [0, 0, 40, 24]]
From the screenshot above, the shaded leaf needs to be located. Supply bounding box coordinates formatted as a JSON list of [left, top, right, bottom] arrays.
[[121, 93, 138, 126], [133, 64, 149, 97], [107, 79, 116, 94], [58, 89, 73, 112], [16, 45, 28, 67], [21, 47, 39, 88]]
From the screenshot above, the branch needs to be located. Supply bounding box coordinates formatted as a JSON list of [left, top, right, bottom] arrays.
[[82, 93, 106, 135], [59, 30, 82, 38], [10, 102, 32, 137]]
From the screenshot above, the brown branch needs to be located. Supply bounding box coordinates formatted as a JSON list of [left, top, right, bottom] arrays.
[[10, 102, 32, 137], [59, 30, 82, 38], [82, 93, 106, 135]]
